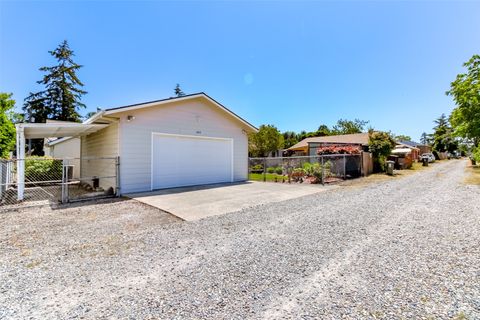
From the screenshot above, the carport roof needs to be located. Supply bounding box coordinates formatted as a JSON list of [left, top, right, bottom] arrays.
[[16, 122, 109, 139]]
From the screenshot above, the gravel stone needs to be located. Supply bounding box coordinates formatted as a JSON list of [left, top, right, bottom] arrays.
[[0, 160, 478, 319]]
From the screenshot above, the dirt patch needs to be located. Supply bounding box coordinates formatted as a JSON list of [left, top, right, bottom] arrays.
[[338, 160, 456, 189], [464, 165, 480, 185]]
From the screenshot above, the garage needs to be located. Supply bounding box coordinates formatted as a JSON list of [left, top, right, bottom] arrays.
[[40, 93, 258, 194], [151, 133, 233, 189]]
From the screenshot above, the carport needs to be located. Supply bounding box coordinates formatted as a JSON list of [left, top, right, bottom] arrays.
[[15, 122, 109, 200]]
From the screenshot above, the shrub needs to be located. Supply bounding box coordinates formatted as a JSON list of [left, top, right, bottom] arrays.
[[275, 167, 283, 175], [368, 131, 396, 172], [267, 167, 275, 174], [472, 146, 480, 164], [250, 164, 264, 173], [291, 168, 305, 182], [323, 160, 332, 177], [302, 162, 324, 179], [25, 157, 63, 182]]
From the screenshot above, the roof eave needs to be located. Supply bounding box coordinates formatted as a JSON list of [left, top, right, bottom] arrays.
[[102, 93, 258, 132]]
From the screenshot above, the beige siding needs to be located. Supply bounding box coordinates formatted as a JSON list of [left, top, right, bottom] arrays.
[[49, 138, 81, 158], [48, 138, 81, 177], [81, 122, 119, 191], [116, 98, 249, 193]]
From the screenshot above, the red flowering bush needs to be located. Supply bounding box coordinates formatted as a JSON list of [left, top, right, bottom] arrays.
[[316, 145, 361, 155]]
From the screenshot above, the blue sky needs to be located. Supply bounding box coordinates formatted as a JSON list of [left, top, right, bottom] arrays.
[[1, 1, 479, 141]]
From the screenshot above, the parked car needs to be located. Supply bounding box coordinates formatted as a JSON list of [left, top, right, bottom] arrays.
[[421, 153, 435, 163]]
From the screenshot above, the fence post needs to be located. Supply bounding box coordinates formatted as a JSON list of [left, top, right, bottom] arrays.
[[321, 156, 325, 185], [263, 158, 266, 182], [115, 156, 120, 196], [61, 159, 68, 204], [343, 155, 346, 179], [0, 161, 3, 200], [360, 151, 364, 177]]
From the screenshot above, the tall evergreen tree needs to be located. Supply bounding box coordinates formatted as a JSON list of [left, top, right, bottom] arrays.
[[282, 131, 299, 149], [23, 40, 87, 123], [420, 132, 429, 145], [432, 114, 457, 153], [174, 84, 185, 97]]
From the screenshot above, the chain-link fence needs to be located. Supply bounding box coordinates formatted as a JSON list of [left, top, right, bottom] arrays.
[[249, 154, 362, 185], [0, 156, 119, 207]]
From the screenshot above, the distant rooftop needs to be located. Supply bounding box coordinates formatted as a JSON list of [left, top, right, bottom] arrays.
[[288, 133, 370, 151], [398, 140, 427, 147]]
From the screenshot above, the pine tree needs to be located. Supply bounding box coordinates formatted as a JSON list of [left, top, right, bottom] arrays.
[[23, 40, 87, 123], [174, 84, 185, 97], [432, 114, 457, 153], [420, 132, 429, 145]]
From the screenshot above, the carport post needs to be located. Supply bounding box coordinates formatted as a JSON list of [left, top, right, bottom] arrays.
[[15, 124, 25, 201], [343, 155, 346, 179]]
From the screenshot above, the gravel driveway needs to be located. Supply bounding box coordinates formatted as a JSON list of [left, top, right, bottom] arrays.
[[1, 160, 479, 319]]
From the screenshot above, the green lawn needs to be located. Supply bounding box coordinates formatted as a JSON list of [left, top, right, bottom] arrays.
[[248, 173, 287, 182]]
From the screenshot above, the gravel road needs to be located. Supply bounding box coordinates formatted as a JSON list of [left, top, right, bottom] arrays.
[[1, 160, 479, 319]]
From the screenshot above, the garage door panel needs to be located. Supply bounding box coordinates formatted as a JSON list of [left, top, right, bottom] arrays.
[[152, 134, 232, 189]]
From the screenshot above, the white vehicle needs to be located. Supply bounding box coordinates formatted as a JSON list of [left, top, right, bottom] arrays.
[[421, 153, 435, 163]]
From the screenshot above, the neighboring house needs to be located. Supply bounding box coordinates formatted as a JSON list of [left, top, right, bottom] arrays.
[[43, 120, 81, 159], [399, 140, 431, 156], [44, 136, 81, 178], [266, 149, 285, 157], [392, 143, 420, 161], [287, 133, 370, 156], [20, 93, 257, 194], [287, 132, 373, 176], [390, 144, 418, 169], [44, 137, 81, 159]]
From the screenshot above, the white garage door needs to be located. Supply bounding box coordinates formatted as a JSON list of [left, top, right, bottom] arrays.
[[151, 133, 233, 189]]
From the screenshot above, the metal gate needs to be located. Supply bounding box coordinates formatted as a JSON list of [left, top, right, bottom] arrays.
[[0, 157, 119, 207]]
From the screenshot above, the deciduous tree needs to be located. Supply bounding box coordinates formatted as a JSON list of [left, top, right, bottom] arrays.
[[447, 54, 480, 147], [0, 93, 16, 158], [249, 125, 284, 157], [395, 134, 412, 142], [332, 118, 368, 135]]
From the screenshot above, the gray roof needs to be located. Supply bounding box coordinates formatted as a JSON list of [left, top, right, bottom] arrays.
[[399, 140, 427, 147], [288, 133, 370, 150]]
